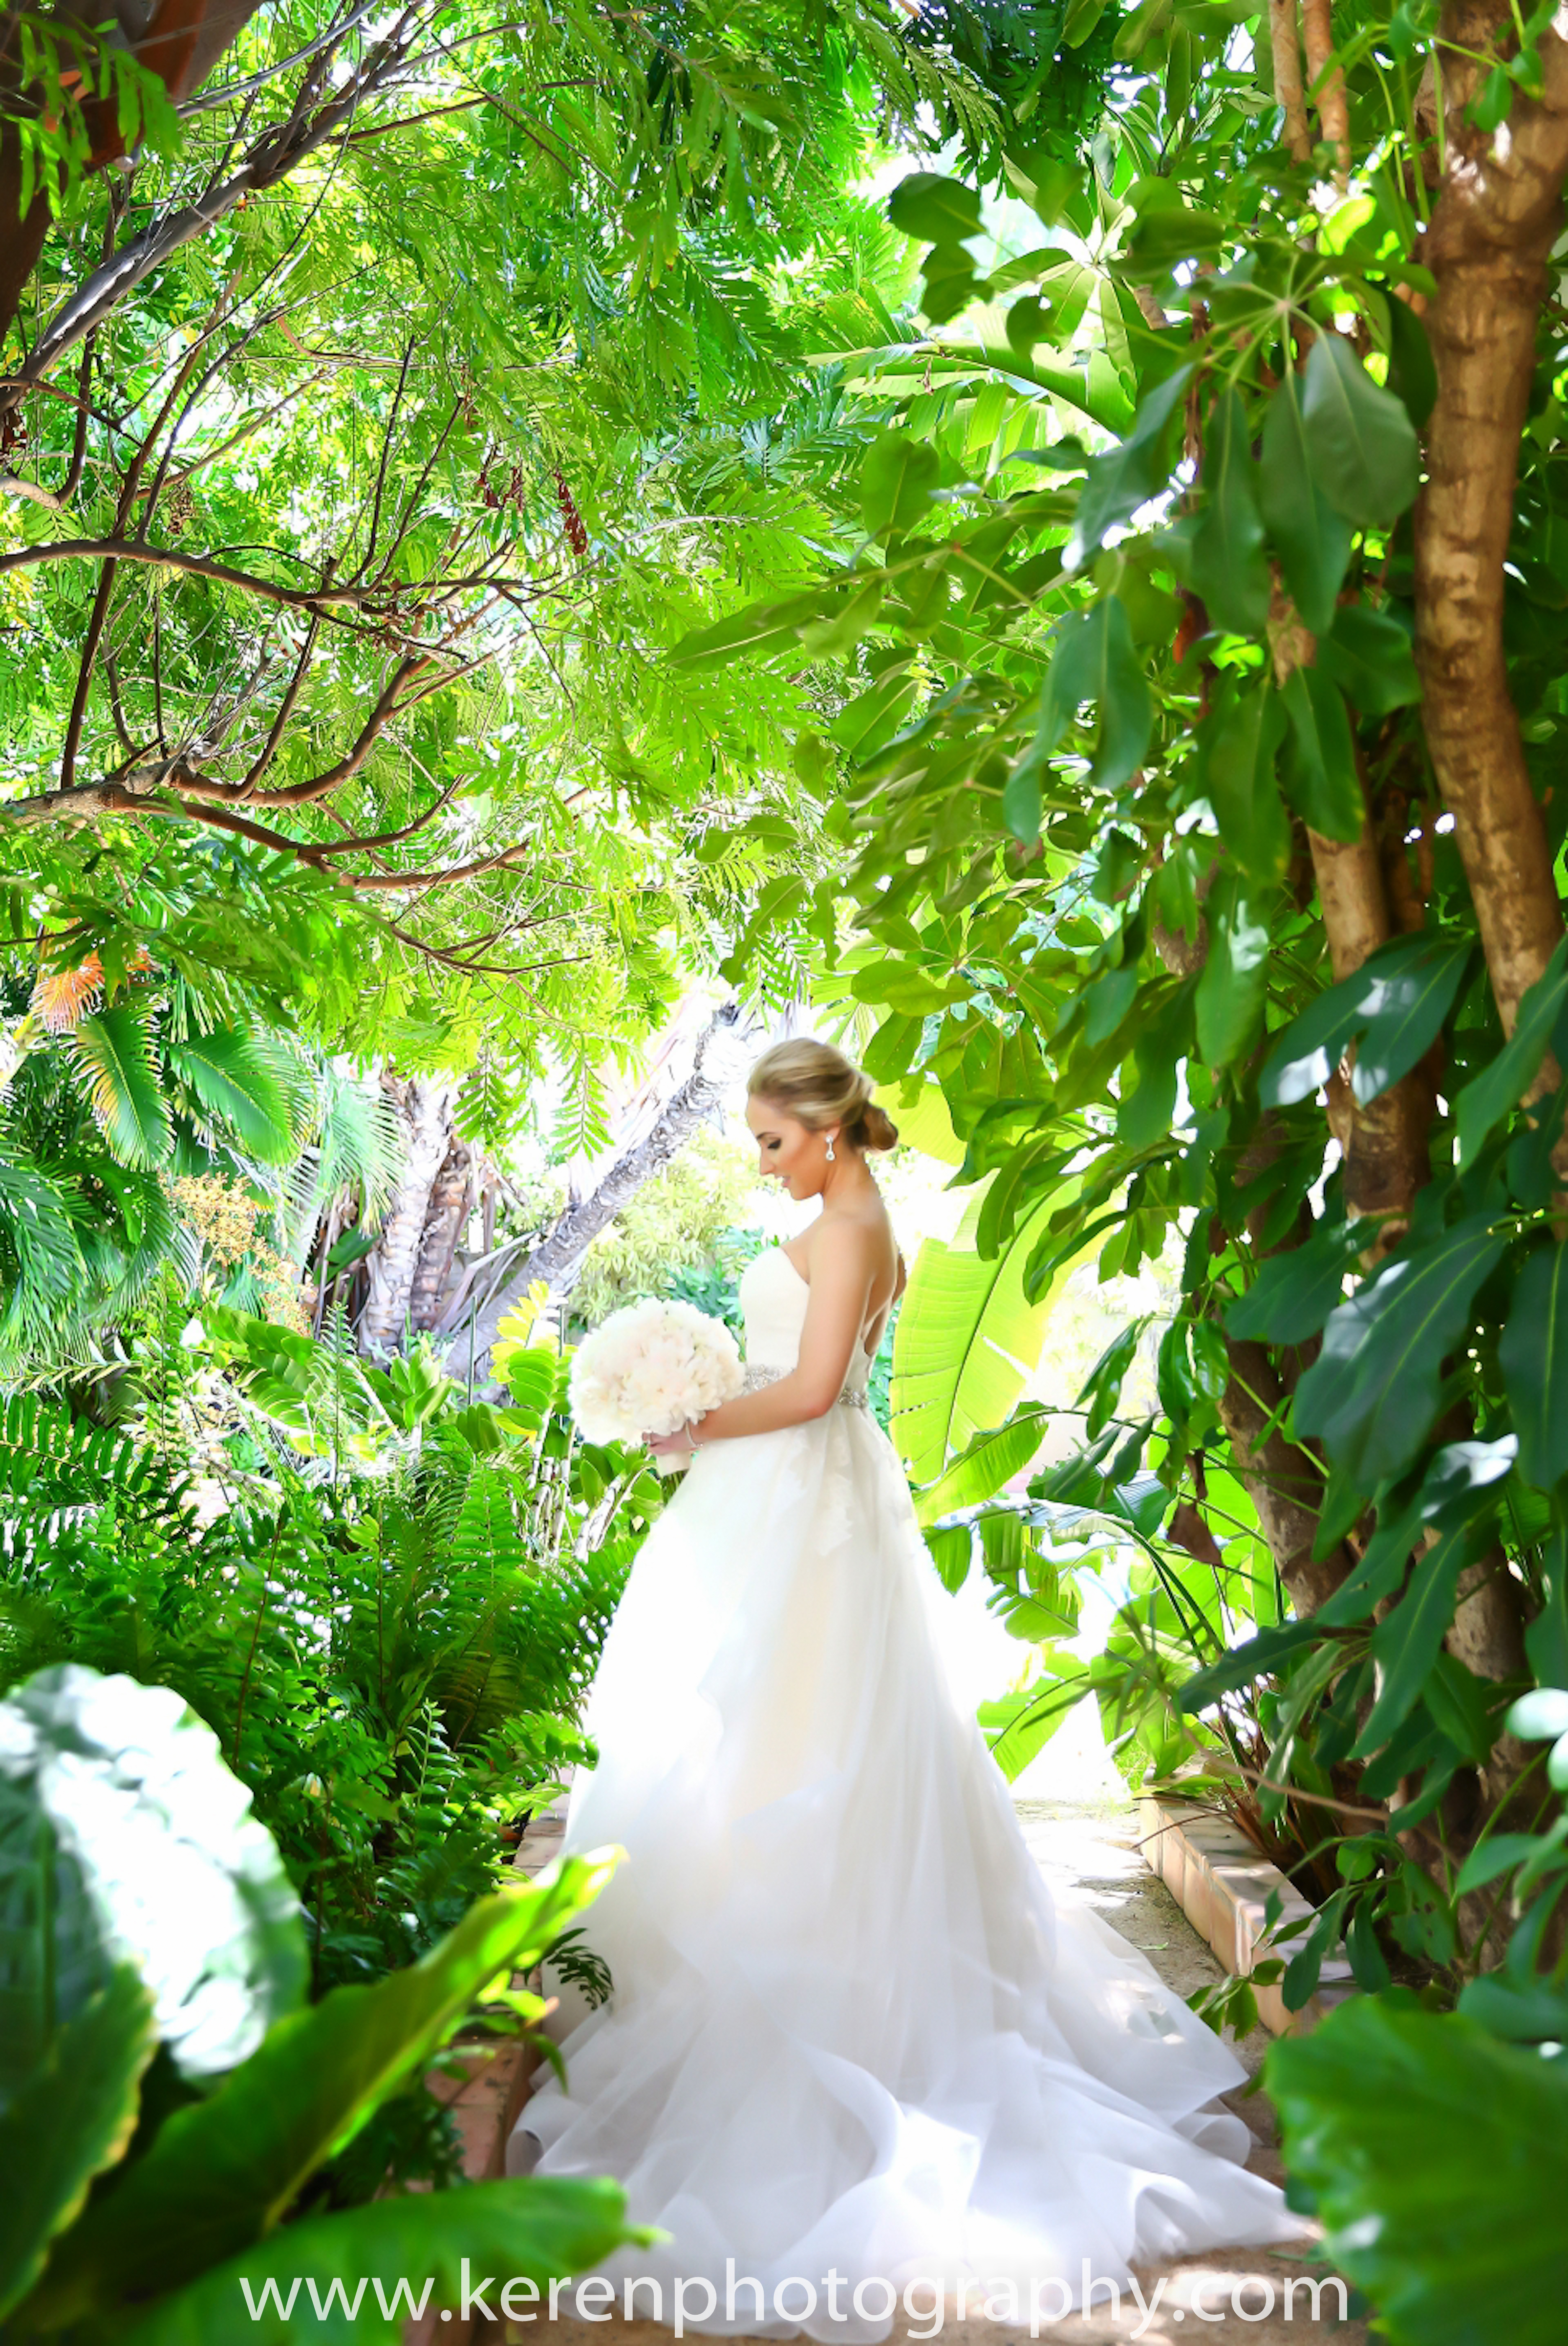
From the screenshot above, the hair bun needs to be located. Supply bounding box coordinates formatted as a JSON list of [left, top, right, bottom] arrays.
[[746, 1037, 897, 1152]]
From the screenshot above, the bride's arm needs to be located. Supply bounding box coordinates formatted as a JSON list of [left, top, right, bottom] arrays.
[[677, 1223, 879, 1446]]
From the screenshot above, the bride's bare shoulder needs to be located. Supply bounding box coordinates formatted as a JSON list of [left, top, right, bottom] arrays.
[[807, 1211, 880, 1266], [809, 1206, 901, 1282]]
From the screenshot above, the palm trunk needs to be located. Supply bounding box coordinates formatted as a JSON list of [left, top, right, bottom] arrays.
[[357, 1076, 456, 1355], [408, 1138, 475, 1332]]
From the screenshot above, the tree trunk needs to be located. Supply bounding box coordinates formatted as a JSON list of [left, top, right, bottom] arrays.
[[408, 1138, 474, 1332], [1218, 1341, 1354, 1616], [1413, 8, 1568, 1042], [357, 1076, 456, 1356], [463, 1002, 761, 1387], [1269, 585, 1436, 1237]]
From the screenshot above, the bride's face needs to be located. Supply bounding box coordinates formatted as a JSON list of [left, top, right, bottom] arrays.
[[746, 1095, 833, 1199]]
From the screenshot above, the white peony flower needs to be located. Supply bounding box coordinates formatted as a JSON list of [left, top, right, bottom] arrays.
[[568, 1298, 743, 1448]]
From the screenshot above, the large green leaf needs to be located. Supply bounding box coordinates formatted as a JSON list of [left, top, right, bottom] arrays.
[[1499, 1243, 1568, 1490], [1347, 1524, 1471, 1758], [932, 341, 1133, 431], [0, 1966, 157, 2323], [1316, 602, 1422, 713], [978, 1666, 1091, 1783], [872, 1078, 964, 1166], [1344, 934, 1471, 1106], [886, 171, 984, 245], [1267, 1996, 1568, 2346], [165, 1028, 293, 1163], [1117, 977, 1195, 1150], [1278, 666, 1363, 843], [860, 430, 940, 537], [1224, 1217, 1363, 1344], [1292, 1218, 1508, 1485], [24, 1857, 617, 2326], [1453, 934, 1568, 1167], [666, 584, 859, 672], [1196, 679, 1290, 881], [1045, 595, 1151, 787], [1175, 1621, 1322, 1714], [1260, 934, 1470, 1109], [1193, 875, 1268, 1067], [1063, 365, 1191, 570], [0, 1667, 304, 2104], [1007, 596, 1151, 841], [1258, 374, 1353, 634], [1385, 291, 1438, 427], [121, 2177, 649, 2346], [1186, 387, 1269, 636], [924, 1522, 973, 1591], [912, 1401, 1055, 1527], [1314, 1492, 1429, 1630], [891, 1191, 1069, 1484], [1300, 332, 1421, 528], [70, 1007, 172, 1169], [1123, 181, 1226, 274]]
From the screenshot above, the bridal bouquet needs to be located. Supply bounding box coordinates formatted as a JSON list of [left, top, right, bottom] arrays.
[[568, 1298, 743, 1460]]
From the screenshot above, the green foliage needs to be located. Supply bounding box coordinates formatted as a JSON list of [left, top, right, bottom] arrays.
[[118, 2176, 640, 2346], [0, 1667, 306, 2098], [0, 1965, 157, 2323], [29, 1870, 612, 2319], [1267, 1995, 1568, 2346], [0, 1656, 641, 2340], [889, 1185, 1074, 1484], [0, 1346, 655, 1996], [675, 30, 1568, 2238], [0, 0, 999, 1126], [3, 12, 181, 218], [567, 1127, 763, 1330]]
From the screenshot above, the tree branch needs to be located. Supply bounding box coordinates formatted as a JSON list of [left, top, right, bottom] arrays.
[[0, 536, 396, 611], [242, 608, 322, 786], [177, 651, 431, 804], [1, 1, 430, 408], [1269, 0, 1313, 162]]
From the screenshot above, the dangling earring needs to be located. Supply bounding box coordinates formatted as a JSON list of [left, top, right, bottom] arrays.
[[825, 1134, 836, 1163]]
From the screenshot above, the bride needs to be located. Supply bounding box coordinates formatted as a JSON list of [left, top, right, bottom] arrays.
[[509, 1039, 1311, 2338]]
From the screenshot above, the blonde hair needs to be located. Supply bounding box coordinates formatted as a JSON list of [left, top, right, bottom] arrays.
[[746, 1040, 899, 1152]]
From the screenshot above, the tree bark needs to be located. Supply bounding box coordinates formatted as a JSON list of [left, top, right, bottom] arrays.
[[462, 1003, 760, 1386], [357, 1075, 456, 1355], [1301, 0, 1350, 177], [1219, 1339, 1355, 1615], [408, 1137, 474, 1332], [1269, 585, 1435, 1234], [1269, 0, 1313, 161], [1414, 9, 1568, 1041]]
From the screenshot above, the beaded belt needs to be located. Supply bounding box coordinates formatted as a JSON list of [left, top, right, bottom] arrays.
[[740, 1364, 870, 1411]]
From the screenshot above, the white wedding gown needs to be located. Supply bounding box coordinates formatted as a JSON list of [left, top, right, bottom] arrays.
[[509, 1246, 1309, 2336]]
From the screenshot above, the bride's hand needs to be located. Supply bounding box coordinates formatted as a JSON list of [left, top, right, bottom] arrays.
[[645, 1424, 697, 1460]]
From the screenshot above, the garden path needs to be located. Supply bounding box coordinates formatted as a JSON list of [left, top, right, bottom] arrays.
[[511, 1785, 1367, 2346]]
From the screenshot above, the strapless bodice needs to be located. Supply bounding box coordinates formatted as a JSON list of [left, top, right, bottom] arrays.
[[737, 1244, 873, 1395]]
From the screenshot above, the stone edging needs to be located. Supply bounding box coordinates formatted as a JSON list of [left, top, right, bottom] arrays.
[[1137, 1792, 1355, 2035]]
